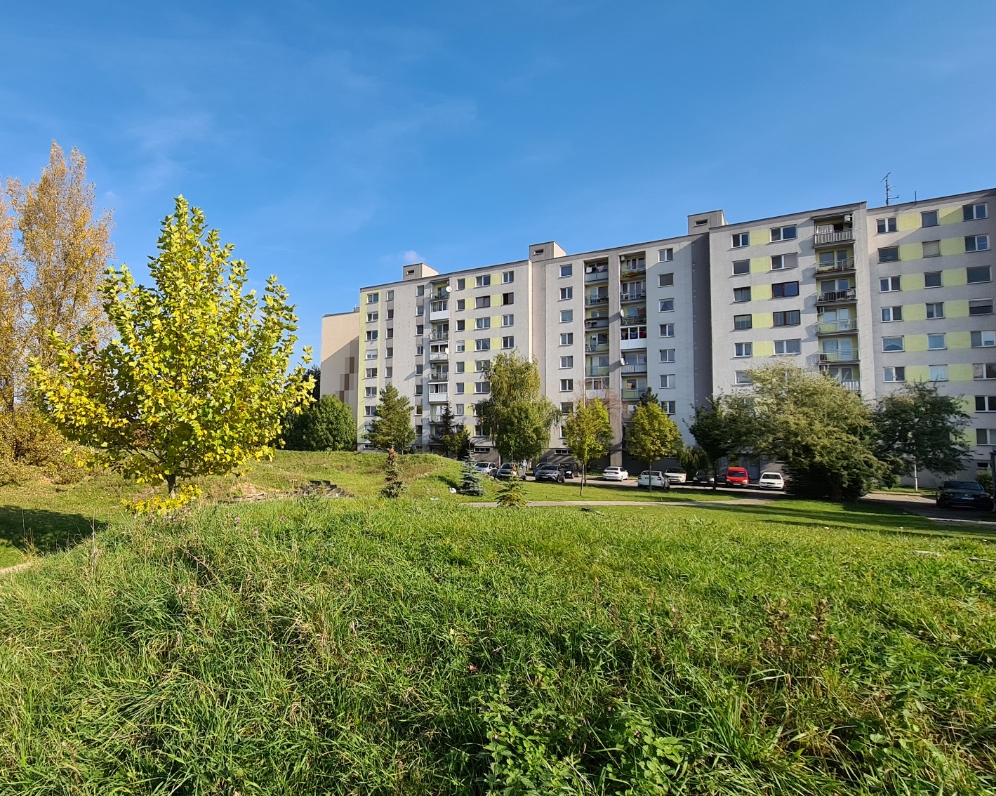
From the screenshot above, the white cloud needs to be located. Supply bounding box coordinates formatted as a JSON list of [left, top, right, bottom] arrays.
[[402, 249, 421, 264]]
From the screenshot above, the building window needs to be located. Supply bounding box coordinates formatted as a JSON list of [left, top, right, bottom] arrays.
[[964, 203, 988, 221], [659, 273, 674, 287], [659, 248, 674, 262], [660, 374, 675, 389], [921, 210, 939, 227], [416, 285, 425, 297], [970, 299, 994, 316], [771, 253, 798, 270], [732, 232, 749, 248], [502, 336, 514, 349], [476, 296, 490, 309], [734, 342, 752, 358], [662, 401, 676, 415], [877, 218, 898, 233], [415, 324, 424, 336], [502, 271, 514, 284], [365, 368, 378, 378], [366, 350, 378, 360], [455, 340, 465, 352], [734, 314, 752, 330], [922, 240, 940, 258], [365, 330, 378, 341], [659, 298, 675, 312], [971, 331, 996, 348], [416, 304, 424, 316], [660, 348, 675, 363], [926, 302, 944, 319], [475, 339, 490, 351], [774, 339, 801, 355], [924, 271, 942, 288], [385, 347, 393, 358], [770, 225, 797, 241], [771, 281, 800, 298], [929, 365, 948, 382], [659, 323, 675, 337], [475, 382, 490, 394], [560, 379, 573, 392], [561, 402, 573, 414], [455, 404, 465, 416], [366, 312, 378, 322], [476, 317, 490, 330], [365, 386, 377, 398], [773, 310, 800, 326], [387, 309, 394, 320], [560, 356, 573, 369], [967, 235, 990, 252], [733, 287, 751, 303], [385, 367, 392, 378], [975, 363, 996, 379], [416, 345, 423, 355], [880, 276, 901, 292], [386, 290, 394, 301], [560, 286, 573, 300], [386, 327, 395, 339], [555, 264, 571, 279], [879, 247, 900, 263], [456, 278, 465, 290], [367, 292, 379, 304], [884, 367, 905, 382], [503, 292, 514, 305], [882, 337, 904, 352], [560, 333, 573, 345], [732, 259, 749, 276], [475, 360, 489, 372], [560, 310, 573, 323], [456, 319, 466, 331], [502, 314, 514, 326], [621, 326, 647, 340], [881, 306, 903, 322], [456, 299, 466, 311], [735, 371, 752, 385], [364, 405, 376, 417], [967, 265, 992, 284], [414, 384, 423, 395], [977, 396, 996, 412], [456, 361, 465, 373], [476, 275, 491, 287], [927, 333, 946, 350], [977, 429, 996, 445]]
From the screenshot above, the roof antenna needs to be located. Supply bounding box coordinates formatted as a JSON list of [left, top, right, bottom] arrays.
[[882, 173, 897, 206]]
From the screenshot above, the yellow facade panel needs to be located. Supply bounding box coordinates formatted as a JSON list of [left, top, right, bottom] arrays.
[[903, 303, 927, 322], [752, 284, 772, 301], [940, 237, 966, 256], [897, 213, 920, 231], [750, 258, 768, 274], [754, 341, 775, 357], [946, 300, 970, 318], [898, 243, 921, 261], [942, 268, 968, 287], [949, 364, 975, 382], [939, 207, 962, 226], [753, 228, 772, 245], [905, 365, 930, 382], [948, 331, 972, 350], [905, 334, 928, 352], [753, 312, 774, 328], [900, 273, 924, 291]]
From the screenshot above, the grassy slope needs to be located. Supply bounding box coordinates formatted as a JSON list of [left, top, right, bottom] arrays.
[[1, 498, 995, 793]]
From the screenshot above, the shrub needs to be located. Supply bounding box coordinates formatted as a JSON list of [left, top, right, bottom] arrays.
[[458, 454, 486, 496], [978, 469, 993, 497], [282, 395, 356, 451], [496, 474, 526, 508], [381, 448, 407, 498], [0, 407, 86, 485]]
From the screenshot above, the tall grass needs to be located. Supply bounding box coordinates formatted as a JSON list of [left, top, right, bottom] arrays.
[[1, 500, 994, 793]]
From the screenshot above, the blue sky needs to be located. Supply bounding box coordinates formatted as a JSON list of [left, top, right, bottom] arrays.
[[2, 1, 995, 361]]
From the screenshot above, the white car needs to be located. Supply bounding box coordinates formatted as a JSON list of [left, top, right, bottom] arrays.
[[637, 470, 669, 489], [602, 466, 629, 481], [758, 472, 785, 490], [664, 467, 687, 484], [475, 462, 497, 477]]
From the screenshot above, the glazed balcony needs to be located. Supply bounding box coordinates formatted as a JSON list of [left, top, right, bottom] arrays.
[[620, 289, 646, 303], [620, 262, 646, 279], [429, 350, 449, 362], [584, 265, 609, 283], [816, 288, 856, 305], [585, 292, 610, 307]]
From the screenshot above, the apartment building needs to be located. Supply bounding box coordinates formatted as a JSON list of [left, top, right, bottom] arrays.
[[322, 186, 995, 481]]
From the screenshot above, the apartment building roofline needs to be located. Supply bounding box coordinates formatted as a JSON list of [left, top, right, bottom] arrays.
[[866, 185, 995, 214], [528, 231, 711, 263], [715, 200, 867, 231], [322, 308, 360, 319], [358, 258, 530, 292]]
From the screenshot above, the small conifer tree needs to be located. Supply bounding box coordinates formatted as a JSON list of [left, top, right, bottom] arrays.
[[496, 474, 526, 508], [381, 447, 407, 498], [458, 453, 486, 496]]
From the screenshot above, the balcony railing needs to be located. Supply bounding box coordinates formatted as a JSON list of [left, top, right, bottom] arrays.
[[428, 372, 449, 382], [429, 351, 449, 362], [819, 352, 859, 363], [816, 258, 856, 274], [817, 288, 856, 304], [817, 319, 857, 334], [622, 364, 648, 374], [620, 264, 646, 278], [429, 332, 449, 342], [622, 314, 647, 325], [585, 367, 610, 377], [585, 267, 609, 283], [839, 380, 861, 392], [814, 228, 855, 246], [585, 377, 609, 391], [620, 290, 646, 303], [585, 294, 609, 306], [622, 388, 643, 400], [585, 343, 609, 353], [585, 318, 609, 329]]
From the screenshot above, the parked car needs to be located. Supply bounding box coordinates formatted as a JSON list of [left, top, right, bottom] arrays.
[[601, 466, 629, 481], [936, 480, 994, 510], [637, 470, 669, 489], [692, 470, 715, 486], [475, 461, 497, 477], [664, 467, 687, 484], [496, 462, 524, 480], [719, 467, 750, 487], [534, 463, 567, 483], [758, 472, 785, 490]]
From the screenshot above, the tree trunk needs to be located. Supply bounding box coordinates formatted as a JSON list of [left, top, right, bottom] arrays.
[[165, 474, 177, 496], [579, 463, 585, 497]]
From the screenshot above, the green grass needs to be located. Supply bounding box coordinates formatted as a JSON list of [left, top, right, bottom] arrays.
[[1, 498, 995, 793]]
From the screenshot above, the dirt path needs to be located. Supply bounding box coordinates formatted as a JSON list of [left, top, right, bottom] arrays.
[[0, 560, 35, 578]]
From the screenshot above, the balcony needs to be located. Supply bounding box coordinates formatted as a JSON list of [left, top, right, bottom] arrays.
[[620, 290, 646, 303], [429, 332, 449, 342], [620, 263, 646, 279], [585, 343, 609, 353], [585, 366, 610, 377], [429, 300, 449, 322], [814, 228, 855, 247], [621, 313, 647, 326], [839, 380, 861, 392], [428, 372, 449, 382], [816, 258, 856, 274], [585, 317, 609, 330], [429, 350, 449, 362], [817, 288, 856, 305], [622, 388, 642, 401], [819, 352, 859, 364], [585, 377, 609, 392], [817, 319, 857, 334], [622, 363, 647, 374], [584, 265, 609, 283], [428, 391, 449, 403], [585, 293, 610, 307]]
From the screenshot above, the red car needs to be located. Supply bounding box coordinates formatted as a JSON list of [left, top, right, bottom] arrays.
[[720, 467, 750, 487]]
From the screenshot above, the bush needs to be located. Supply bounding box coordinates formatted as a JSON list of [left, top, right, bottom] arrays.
[[0, 407, 86, 485], [496, 475, 526, 508], [282, 395, 356, 452], [458, 454, 486, 496], [381, 448, 407, 498], [978, 469, 993, 497]]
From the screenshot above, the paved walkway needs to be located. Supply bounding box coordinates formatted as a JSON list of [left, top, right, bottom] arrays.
[[862, 492, 996, 527], [466, 498, 773, 508]]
